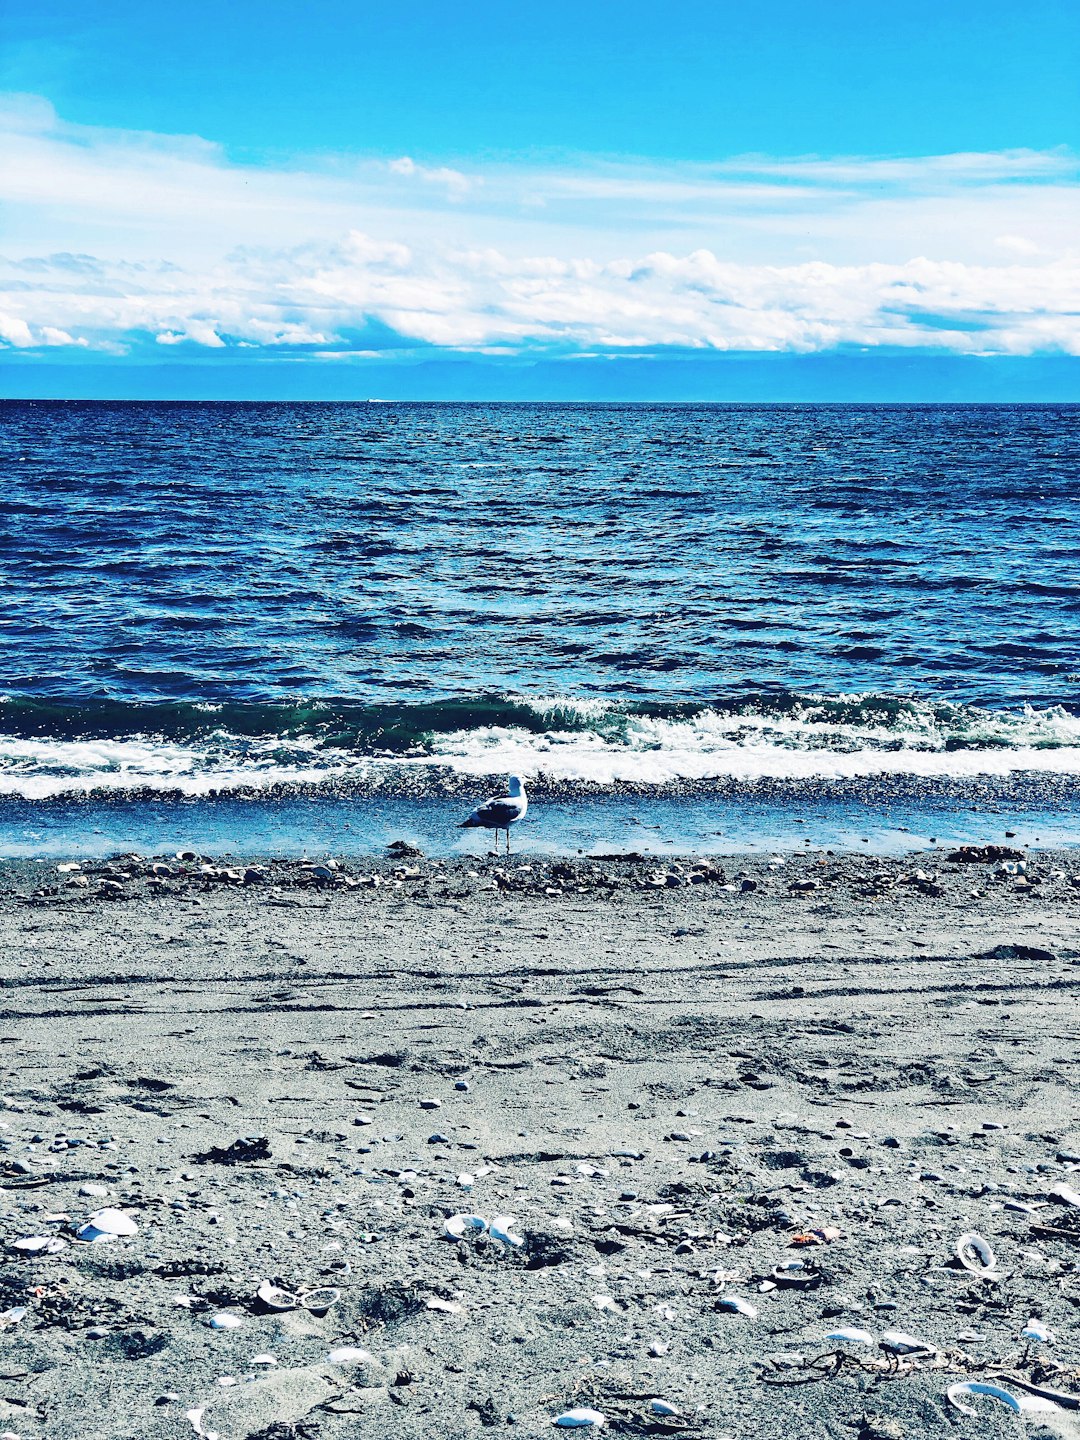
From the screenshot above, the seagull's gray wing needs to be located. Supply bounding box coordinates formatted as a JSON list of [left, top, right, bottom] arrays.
[[474, 797, 524, 825]]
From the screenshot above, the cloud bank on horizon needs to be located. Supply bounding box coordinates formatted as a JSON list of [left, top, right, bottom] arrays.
[[1, 91, 1079, 369]]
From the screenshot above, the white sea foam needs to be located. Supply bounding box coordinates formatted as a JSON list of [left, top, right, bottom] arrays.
[[419, 724, 1080, 786], [0, 735, 364, 801], [3, 697, 1080, 799]]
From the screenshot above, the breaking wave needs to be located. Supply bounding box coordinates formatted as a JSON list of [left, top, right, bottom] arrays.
[[2, 691, 1080, 800]]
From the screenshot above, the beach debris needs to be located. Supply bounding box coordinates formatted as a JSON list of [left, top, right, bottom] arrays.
[[955, 1231, 997, 1274], [1022, 1319, 1054, 1343], [1048, 1182, 1080, 1208], [426, 1296, 464, 1314], [716, 1296, 757, 1317], [186, 1407, 217, 1439], [790, 1226, 842, 1246], [76, 1207, 138, 1243], [209, 1313, 243, 1329], [826, 1328, 875, 1345], [771, 1261, 821, 1290], [0, 1306, 28, 1328], [193, 1135, 271, 1166], [946, 1381, 1059, 1417], [947, 845, 1024, 863], [489, 1214, 525, 1247], [553, 1408, 607, 1428], [255, 1281, 297, 1311], [299, 1286, 340, 1313], [12, 1235, 66, 1253], [328, 1347, 376, 1364], [879, 1331, 937, 1357], [443, 1212, 487, 1239]]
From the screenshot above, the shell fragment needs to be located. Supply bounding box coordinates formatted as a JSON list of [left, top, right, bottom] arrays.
[[947, 1381, 1059, 1416], [955, 1231, 997, 1273], [717, 1295, 757, 1317], [489, 1214, 525, 1248], [443, 1213, 487, 1240], [880, 1330, 938, 1356]]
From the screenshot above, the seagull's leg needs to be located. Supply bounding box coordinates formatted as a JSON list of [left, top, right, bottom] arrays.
[[506, 827, 511, 854]]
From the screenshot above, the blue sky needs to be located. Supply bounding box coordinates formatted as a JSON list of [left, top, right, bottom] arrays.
[[2, 1, 1079, 398]]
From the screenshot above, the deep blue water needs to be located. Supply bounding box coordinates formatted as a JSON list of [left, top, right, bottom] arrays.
[[2, 400, 1079, 846]]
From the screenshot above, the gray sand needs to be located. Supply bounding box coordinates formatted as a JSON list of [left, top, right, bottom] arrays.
[[2, 848, 1080, 1439]]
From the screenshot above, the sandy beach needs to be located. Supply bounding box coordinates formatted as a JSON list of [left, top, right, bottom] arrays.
[[2, 845, 1079, 1439]]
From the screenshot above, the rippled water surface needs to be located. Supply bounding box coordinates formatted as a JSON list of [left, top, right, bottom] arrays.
[[2, 400, 1079, 801]]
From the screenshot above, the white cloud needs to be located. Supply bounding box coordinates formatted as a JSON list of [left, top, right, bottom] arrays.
[[1, 93, 1078, 361], [387, 155, 474, 197]]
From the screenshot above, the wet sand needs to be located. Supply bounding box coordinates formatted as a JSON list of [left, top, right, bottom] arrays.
[[2, 848, 1080, 1439]]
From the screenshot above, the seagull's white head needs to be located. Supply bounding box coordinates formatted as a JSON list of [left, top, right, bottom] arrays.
[[507, 774, 525, 797]]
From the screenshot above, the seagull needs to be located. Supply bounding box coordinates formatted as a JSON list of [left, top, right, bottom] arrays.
[[460, 775, 528, 853]]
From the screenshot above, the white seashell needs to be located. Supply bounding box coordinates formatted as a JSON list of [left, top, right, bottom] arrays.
[[13, 1235, 64, 1253], [328, 1346, 375, 1364], [80, 1184, 109, 1198], [299, 1286, 340, 1313], [717, 1296, 757, 1317], [84, 1207, 138, 1237], [425, 1297, 464, 1314], [251, 1355, 278, 1365], [0, 1307, 28, 1327], [1022, 1319, 1054, 1343], [947, 1381, 1059, 1416], [550, 1217, 574, 1234], [879, 1330, 937, 1355], [553, 1409, 606, 1428], [955, 1232, 997, 1273], [75, 1225, 115, 1244], [256, 1281, 297, 1311], [443, 1213, 487, 1239], [650, 1399, 679, 1416], [457, 1173, 475, 1188], [489, 1214, 525, 1247], [186, 1407, 219, 1439], [591, 1294, 620, 1312], [826, 1328, 874, 1345], [217, 1377, 237, 1387], [1048, 1182, 1080, 1207], [209, 1313, 242, 1329]]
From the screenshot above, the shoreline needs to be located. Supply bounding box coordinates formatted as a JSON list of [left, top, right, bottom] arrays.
[[3, 850, 1080, 1436], [4, 772, 1080, 864]]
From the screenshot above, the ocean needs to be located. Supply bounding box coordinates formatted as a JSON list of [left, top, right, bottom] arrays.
[[3, 399, 1080, 857]]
